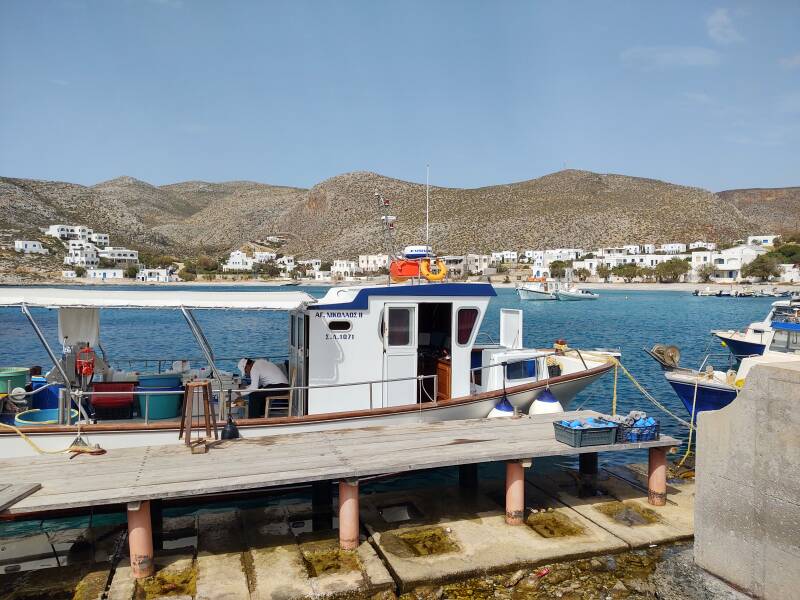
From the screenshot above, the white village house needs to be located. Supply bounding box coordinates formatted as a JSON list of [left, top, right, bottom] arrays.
[[14, 240, 47, 254], [222, 251, 254, 272], [87, 268, 124, 280], [137, 268, 176, 283], [358, 254, 390, 272]]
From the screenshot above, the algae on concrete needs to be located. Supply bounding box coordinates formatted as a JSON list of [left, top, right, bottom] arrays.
[[595, 501, 662, 527], [381, 526, 459, 558], [525, 510, 585, 538]]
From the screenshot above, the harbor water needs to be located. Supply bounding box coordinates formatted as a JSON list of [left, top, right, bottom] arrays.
[[0, 284, 775, 550]]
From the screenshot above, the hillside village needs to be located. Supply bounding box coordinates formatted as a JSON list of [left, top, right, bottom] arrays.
[[9, 221, 800, 285]]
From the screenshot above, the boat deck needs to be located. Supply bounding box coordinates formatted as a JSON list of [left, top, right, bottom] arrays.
[[0, 410, 678, 516]]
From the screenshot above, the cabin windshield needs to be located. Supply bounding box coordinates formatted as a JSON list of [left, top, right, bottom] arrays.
[[769, 328, 800, 354]]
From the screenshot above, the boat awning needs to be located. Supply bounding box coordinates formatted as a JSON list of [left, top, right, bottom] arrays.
[[0, 287, 315, 311]]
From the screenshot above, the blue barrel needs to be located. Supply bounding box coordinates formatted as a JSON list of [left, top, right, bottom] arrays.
[[135, 386, 183, 420], [137, 373, 182, 388], [30, 377, 63, 410]]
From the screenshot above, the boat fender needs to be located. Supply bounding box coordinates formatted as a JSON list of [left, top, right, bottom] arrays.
[[420, 258, 447, 282], [530, 389, 563, 415], [487, 395, 514, 418]]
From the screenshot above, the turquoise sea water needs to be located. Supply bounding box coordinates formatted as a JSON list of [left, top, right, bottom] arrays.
[[0, 284, 774, 545]]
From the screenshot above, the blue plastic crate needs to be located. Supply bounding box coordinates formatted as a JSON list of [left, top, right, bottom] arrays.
[[553, 421, 618, 447]]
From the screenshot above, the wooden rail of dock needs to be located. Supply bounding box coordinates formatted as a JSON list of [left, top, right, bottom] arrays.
[[0, 410, 678, 578]]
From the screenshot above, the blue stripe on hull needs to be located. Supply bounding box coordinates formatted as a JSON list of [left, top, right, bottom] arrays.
[[667, 379, 737, 421], [716, 336, 766, 359]]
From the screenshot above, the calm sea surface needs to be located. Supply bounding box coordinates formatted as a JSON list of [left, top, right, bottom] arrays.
[[0, 285, 773, 539]]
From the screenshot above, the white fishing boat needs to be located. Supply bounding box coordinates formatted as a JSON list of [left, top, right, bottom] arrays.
[[516, 279, 559, 301], [712, 298, 799, 359], [555, 286, 599, 301], [0, 284, 616, 457]]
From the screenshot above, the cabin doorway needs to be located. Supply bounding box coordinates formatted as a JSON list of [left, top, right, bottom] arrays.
[[289, 313, 309, 415], [417, 302, 452, 402], [382, 304, 418, 407]]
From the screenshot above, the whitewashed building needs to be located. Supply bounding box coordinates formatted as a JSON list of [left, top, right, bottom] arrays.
[[98, 247, 139, 265], [358, 254, 390, 272], [331, 259, 359, 278], [689, 241, 717, 251], [222, 251, 254, 272], [14, 240, 47, 254], [660, 243, 687, 254], [64, 241, 99, 267], [491, 250, 518, 265], [465, 254, 493, 275], [87, 268, 124, 280], [276, 256, 296, 272], [62, 270, 77, 279], [441, 255, 466, 277], [642, 244, 656, 254], [313, 270, 332, 281], [779, 264, 800, 283], [691, 245, 767, 282], [45, 224, 92, 241], [747, 235, 779, 247], [622, 245, 641, 255], [89, 232, 110, 247], [253, 251, 277, 263], [298, 259, 322, 272], [137, 268, 176, 283]]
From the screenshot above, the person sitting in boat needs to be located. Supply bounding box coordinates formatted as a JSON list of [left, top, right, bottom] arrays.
[[237, 358, 289, 418]]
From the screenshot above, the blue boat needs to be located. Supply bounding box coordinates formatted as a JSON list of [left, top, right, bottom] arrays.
[[712, 297, 799, 360]]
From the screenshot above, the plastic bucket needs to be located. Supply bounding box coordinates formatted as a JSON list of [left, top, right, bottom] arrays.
[[15, 408, 79, 427], [0, 367, 29, 394], [137, 373, 182, 388], [135, 386, 183, 420]]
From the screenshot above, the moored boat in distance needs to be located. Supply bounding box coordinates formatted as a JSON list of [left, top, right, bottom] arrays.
[[0, 283, 615, 457], [555, 286, 599, 301], [712, 297, 800, 359], [516, 278, 559, 301]]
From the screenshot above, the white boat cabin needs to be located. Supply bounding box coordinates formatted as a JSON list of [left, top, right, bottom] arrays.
[[290, 283, 498, 413]]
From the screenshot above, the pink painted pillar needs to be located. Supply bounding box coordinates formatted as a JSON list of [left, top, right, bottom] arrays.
[[505, 462, 525, 525], [648, 447, 667, 506], [338, 479, 360, 550], [127, 500, 154, 578]]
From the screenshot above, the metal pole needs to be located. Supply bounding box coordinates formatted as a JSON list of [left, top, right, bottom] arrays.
[[21, 304, 73, 404], [425, 164, 430, 249], [180, 307, 226, 419]]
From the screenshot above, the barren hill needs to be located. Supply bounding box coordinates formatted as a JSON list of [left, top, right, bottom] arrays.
[[1, 170, 789, 261], [716, 187, 800, 235], [277, 170, 754, 258]]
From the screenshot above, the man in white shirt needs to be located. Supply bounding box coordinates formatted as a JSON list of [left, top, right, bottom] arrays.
[[238, 357, 289, 418]]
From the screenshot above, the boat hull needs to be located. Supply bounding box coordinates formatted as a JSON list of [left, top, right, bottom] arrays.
[[556, 291, 598, 301], [713, 332, 767, 359], [517, 289, 556, 301], [665, 373, 738, 420], [0, 365, 612, 458]]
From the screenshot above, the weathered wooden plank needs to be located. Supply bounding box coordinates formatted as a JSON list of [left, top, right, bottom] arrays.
[[0, 483, 42, 511]]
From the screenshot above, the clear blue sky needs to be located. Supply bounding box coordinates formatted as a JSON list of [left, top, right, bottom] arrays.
[[1, 1, 798, 191]]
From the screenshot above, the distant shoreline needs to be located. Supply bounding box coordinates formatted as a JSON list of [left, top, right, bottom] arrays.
[[0, 276, 796, 294]]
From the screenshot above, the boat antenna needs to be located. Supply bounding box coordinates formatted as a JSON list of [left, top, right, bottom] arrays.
[[425, 164, 430, 252]]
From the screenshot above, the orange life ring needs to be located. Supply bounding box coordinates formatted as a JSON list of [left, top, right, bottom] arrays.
[[420, 258, 447, 282]]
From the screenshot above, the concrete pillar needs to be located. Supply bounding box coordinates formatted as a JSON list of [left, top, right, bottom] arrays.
[[127, 500, 154, 578], [505, 462, 525, 525], [312, 480, 333, 532], [338, 479, 359, 550], [648, 447, 667, 506]]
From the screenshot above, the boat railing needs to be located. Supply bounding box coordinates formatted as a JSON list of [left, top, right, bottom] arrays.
[[698, 351, 738, 373], [64, 373, 440, 426], [106, 355, 290, 373]]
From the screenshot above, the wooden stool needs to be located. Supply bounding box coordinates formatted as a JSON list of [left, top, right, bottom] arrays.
[[179, 380, 219, 445]]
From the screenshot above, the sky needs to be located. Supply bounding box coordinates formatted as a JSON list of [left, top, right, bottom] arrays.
[[1, 1, 799, 191]]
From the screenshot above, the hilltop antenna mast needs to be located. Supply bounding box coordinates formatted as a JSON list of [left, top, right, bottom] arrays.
[[425, 164, 430, 250], [375, 190, 398, 259]]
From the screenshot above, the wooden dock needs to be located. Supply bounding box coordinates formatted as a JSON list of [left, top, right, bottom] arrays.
[[0, 410, 678, 579]]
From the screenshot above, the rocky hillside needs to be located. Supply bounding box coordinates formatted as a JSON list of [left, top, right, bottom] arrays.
[[1, 170, 788, 260], [277, 170, 754, 258], [716, 187, 800, 235]]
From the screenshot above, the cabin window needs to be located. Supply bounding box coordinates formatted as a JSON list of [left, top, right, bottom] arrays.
[[290, 315, 296, 347], [771, 329, 800, 353], [457, 308, 479, 345], [506, 359, 537, 380], [387, 307, 411, 346], [328, 320, 351, 332]]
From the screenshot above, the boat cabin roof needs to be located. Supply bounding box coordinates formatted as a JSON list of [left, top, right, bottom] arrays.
[[0, 283, 496, 312], [0, 287, 314, 311]]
